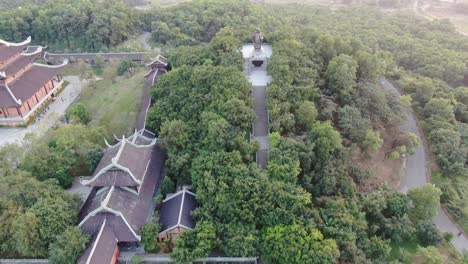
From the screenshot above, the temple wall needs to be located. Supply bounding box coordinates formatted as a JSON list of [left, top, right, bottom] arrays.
[[110, 246, 120, 264], [0, 79, 61, 126]]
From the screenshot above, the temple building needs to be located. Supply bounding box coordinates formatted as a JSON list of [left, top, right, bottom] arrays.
[[0, 36, 68, 126], [77, 129, 165, 264], [158, 187, 198, 243], [145, 54, 168, 87]]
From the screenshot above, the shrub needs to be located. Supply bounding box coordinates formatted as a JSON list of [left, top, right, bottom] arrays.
[[65, 103, 91, 125], [417, 221, 443, 246]]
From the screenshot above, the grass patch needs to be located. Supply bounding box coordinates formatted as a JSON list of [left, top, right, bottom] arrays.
[[75, 67, 146, 137], [432, 173, 468, 232], [91, 64, 103, 76], [388, 240, 419, 262], [388, 240, 463, 263]]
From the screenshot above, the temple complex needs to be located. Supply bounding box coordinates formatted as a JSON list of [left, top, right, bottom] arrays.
[[0, 36, 68, 126], [77, 55, 169, 264], [77, 129, 165, 264]]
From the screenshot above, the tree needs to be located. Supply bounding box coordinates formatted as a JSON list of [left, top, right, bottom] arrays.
[[295, 101, 318, 129], [308, 121, 342, 162], [337, 106, 370, 143], [326, 54, 358, 103], [364, 236, 391, 261], [362, 129, 383, 152], [160, 176, 176, 198], [31, 197, 78, 248], [158, 120, 190, 150], [423, 98, 455, 121], [416, 221, 443, 246], [131, 255, 142, 264], [170, 222, 216, 264], [260, 224, 339, 264], [268, 147, 301, 183], [65, 103, 91, 125], [218, 224, 259, 257], [268, 132, 281, 148], [400, 95, 412, 107], [12, 211, 44, 257], [355, 51, 384, 81], [415, 246, 446, 264], [140, 222, 162, 253], [408, 184, 442, 222], [117, 60, 133, 76], [48, 227, 90, 264]]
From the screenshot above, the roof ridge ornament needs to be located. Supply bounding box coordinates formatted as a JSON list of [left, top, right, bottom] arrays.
[[104, 137, 112, 148], [0, 36, 31, 47], [33, 59, 68, 68], [112, 136, 126, 164], [21, 46, 43, 56]]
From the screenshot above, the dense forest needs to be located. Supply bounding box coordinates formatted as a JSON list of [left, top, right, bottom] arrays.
[[0, 124, 102, 262], [0, 0, 467, 263], [143, 0, 467, 263], [0, 0, 138, 52]]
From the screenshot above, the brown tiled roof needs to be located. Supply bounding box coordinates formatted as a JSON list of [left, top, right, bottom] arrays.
[[79, 144, 166, 242], [80, 213, 140, 242], [8, 65, 59, 102], [77, 220, 118, 264], [86, 140, 153, 187], [0, 44, 27, 62], [107, 187, 142, 231], [89, 169, 140, 187], [118, 143, 152, 181], [0, 86, 19, 107], [78, 128, 166, 264], [0, 53, 38, 76]]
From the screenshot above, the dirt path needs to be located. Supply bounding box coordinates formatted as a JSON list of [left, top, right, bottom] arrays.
[[137, 32, 161, 52], [381, 79, 468, 256], [413, 0, 468, 36]]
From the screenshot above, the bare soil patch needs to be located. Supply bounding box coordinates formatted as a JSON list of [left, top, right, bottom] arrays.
[[424, 1, 468, 35], [351, 126, 403, 192]]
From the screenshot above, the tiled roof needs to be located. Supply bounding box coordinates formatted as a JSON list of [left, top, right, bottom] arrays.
[[77, 219, 118, 264], [84, 137, 154, 187], [0, 86, 19, 107], [147, 54, 168, 67], [159, 189, 197, 232], [3, 65, 60, 106], [79, 144, 166, 243], [0, 43, 27, 62], [0, 53, 38, 76]]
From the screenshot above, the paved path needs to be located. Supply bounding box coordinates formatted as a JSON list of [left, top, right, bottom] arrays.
[[0, 76, 83, 147], [136, 73, 156, 131], [242, 44, 272, 169], [381, 79, 468, 255]]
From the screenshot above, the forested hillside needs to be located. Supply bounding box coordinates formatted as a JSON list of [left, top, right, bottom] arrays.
[[143, 0, 467, 263], [0, 0, 466, 262], [0, 125, 102, 260], [0, 0, 138, 52]]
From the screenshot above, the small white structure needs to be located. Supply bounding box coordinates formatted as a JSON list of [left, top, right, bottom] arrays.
[[241, 44, 272, 86]]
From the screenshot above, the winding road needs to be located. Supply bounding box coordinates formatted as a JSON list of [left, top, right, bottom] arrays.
[[380, 79, 468, 255]]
